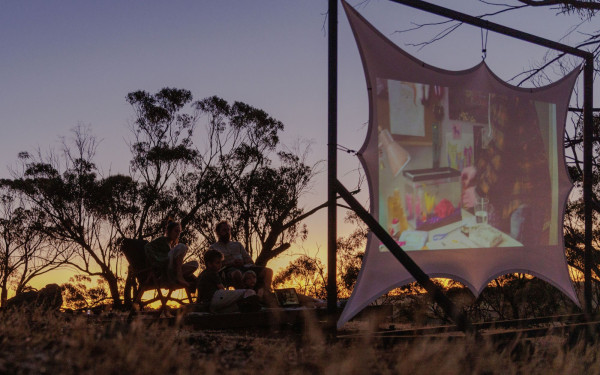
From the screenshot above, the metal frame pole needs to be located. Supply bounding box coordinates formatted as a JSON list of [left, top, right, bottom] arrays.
[[327, 0, 338, 316], [583, 57, 594, 315], [388, 0, 588, 58]]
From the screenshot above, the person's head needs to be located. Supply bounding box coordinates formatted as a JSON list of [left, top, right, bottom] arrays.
[[215, 221, 231, 243], [242, 270, 257, 289], [204, 249, 223, 270], [165, 220, 182, 243]]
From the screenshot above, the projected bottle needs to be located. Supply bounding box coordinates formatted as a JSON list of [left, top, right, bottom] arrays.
[[475, 198, 489, 225], [387, 189, 409, 238]]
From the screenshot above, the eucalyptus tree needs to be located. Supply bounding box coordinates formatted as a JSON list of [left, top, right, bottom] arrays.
[[0, 188, 72, 307], [0, 127, 126, 305], [2, 89, 325, 308], [109, 88, 200, 306], [176, 96, 322, 267]]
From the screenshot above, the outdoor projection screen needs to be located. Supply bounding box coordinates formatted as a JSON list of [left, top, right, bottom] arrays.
[[338, 1, 580, 327]]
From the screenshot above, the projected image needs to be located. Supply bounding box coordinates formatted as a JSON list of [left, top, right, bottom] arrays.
[[448, 88, 489, 124], [388, 81, 426, 137], [377, 79, 558, 251]]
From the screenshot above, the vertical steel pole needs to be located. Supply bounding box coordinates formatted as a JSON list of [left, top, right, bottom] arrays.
[[583, 56, 594, 315], [327, 0, 338, 317]]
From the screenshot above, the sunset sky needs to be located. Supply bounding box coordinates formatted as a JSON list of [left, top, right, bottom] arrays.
[[1, 1, 595, 289]]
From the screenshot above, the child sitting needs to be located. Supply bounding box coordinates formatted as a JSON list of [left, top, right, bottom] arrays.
[[241, 270, 277, 307], [241, 270, 326, 308], [197, 249, 256, 313]]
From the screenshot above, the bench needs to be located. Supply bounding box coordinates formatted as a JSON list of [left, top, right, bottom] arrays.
[[121, 238, 194, 316]]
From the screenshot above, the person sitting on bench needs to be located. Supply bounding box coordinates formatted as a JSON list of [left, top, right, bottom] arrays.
[[144, 220, 198, 289], [209, 221, 273, 293], [197, 249, 257, 313]]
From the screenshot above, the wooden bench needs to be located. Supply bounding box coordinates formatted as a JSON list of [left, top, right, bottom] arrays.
[[121, 238, 194, 316]]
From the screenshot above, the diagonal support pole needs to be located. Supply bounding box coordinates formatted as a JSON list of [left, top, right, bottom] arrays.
[[335, 179, 475, 334]]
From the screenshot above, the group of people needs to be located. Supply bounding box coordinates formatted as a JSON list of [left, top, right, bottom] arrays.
[[144, 220, 274, 313]]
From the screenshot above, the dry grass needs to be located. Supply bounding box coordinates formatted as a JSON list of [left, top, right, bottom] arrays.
[[1, 307, 599, 375]]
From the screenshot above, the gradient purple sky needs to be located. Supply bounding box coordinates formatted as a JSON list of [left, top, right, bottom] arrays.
[[1, 1, 594, 280]]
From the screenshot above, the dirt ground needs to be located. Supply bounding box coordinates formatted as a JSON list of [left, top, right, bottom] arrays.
[[0, 308, 598, 374]]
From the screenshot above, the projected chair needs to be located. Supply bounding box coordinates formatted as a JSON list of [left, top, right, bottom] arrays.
[[121, 238, 194, 316]]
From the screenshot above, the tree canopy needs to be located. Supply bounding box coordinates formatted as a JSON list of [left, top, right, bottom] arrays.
[[0, 88, 322, 308]]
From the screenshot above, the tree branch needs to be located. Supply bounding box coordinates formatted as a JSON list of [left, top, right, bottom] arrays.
[[517, 0, 600, 11]]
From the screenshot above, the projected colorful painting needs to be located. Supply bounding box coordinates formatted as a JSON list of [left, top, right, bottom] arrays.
[[338, 1, 579, 328]]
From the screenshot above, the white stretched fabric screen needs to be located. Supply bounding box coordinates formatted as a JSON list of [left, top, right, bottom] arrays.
[[338, 1, 579, 328]]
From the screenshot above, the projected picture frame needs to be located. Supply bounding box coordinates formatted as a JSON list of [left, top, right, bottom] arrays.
[[376, 79, 434, 145]]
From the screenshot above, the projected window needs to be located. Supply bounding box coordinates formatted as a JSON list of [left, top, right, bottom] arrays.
[[377, 78, 559, 251]]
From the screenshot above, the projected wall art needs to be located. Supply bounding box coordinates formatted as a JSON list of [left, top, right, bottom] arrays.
[[338, 1, 580, 328]]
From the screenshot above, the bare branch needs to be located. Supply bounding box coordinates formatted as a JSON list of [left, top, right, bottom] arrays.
[[517, 0, 600, 12]]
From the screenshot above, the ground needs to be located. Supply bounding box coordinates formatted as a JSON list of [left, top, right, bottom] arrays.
[[0, 307, 598, 374]]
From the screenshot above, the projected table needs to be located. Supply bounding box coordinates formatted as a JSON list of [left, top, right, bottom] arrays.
[[424, 209, 523, 250]]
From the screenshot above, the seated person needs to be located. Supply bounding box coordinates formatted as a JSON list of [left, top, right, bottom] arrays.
[[209, 221, 273, 292], [241, 270, 326, 308], [197, 249, 256, 313], [241, 270, 273, 306], [460, 95, 550, 246], [144, 220, 198, 290]]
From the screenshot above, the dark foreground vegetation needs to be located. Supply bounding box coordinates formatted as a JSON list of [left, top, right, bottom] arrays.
[[1, 305, 599, 375]]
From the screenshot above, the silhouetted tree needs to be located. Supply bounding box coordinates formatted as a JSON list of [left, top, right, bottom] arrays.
[[274, 212, 367, 298], [108, 88, 200, 307], [0, 188, 72, 306], [2, 89, 326, 308], [176, 96, 322, 266], [1, 126, 127, 307], [61, 275, 110, 310]]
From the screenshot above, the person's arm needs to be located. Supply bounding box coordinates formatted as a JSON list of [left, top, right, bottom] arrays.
[[461, 166, 478, 208], [210, 243, 233, 267], [213, 270, 226, 290], [222, 257, 236, 268], [239, 243, 254, 265]]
